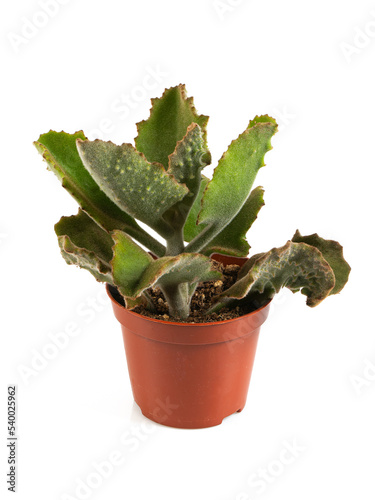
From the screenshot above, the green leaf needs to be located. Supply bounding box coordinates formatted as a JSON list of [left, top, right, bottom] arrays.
[[35, 131, 138, 232], [59, 236, 113, 284], [34, 131, 165, 257], [184, 181, 265, 257], [76, 139, 189, 239], [55, 209, 114, 263], [168, 123, 210, 197], [184, 175, 210, 242], [111, 231, 154, 298], [135, 84, 209, 168], [55, 210, 114, 284], [157, 255, 221, 288], [185, 116, 277, 253], [198, 116, 276, 226], [208, 241, 335, 313], [292, 230, 351, 295], [201, 186, 265, 257], [111, 231, 221, 300], [162, 124, 211, 246], [248, 115, 278, 127]]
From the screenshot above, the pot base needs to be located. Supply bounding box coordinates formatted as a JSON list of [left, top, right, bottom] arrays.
[[139, 406, 245, 429]]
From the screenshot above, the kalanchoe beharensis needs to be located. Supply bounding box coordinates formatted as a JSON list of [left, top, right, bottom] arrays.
[[34, 84, 350, 319]]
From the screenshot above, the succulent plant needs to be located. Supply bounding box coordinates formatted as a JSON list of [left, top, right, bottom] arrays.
[[34, 85, 350, 320]]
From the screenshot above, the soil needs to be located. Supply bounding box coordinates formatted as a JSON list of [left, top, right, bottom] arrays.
[[125, 259, 259, 323]]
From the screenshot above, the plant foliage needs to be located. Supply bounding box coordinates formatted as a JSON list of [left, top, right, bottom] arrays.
[[35, 85, 350, 319]]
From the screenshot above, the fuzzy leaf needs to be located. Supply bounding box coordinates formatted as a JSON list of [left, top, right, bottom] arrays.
[[55, 210, 114, 284], [248, 115, 278, 127], [184, 180, 265, 258], [185, 116, 277, 253], [198, 116, 276, 226], [202, 186, 265, 257], [157, 255, 221, 288], [111, 231, 221, 300], [135, 84, 209, 168], [168, 123, 210, 196], [292, 230, 351, 295], [35, 131, 138, 233], [208, 241, 335, 313], [110, 232, 153, 298], [184, 175, 210, 242], [163, 124, 211, 237], [76, 139, 189, 238], [34, 131, 165, 256]]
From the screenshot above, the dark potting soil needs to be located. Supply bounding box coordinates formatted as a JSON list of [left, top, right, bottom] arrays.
[[129, 259, 259, 323]]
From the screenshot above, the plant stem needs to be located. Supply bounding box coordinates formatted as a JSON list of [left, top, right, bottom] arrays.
[[143, 290, 157, 312], [160, 282, 190, 319], [166, 227, 185, 256], [163, 225, 191, 318]]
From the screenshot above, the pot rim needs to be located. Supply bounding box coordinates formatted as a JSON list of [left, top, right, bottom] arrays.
[[106, 283, 272, 328]]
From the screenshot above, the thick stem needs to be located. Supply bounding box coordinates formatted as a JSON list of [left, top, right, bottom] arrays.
[[165, 227, 185, 256], [160, 282, 190, 319]]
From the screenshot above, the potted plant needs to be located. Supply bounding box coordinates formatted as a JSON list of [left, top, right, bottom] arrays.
[[34, 84, 350, 429]]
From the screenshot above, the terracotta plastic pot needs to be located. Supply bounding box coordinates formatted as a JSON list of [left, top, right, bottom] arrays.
[[107, 254, 271, 429]]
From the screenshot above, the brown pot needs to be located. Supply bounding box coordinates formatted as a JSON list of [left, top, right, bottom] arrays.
[[107, 255, 271, 429]]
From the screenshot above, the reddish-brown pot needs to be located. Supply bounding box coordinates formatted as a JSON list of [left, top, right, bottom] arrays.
[[107, 254, 271, 429]]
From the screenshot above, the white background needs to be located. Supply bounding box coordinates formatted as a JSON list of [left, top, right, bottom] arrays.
[[1, 0, 374, 499]]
